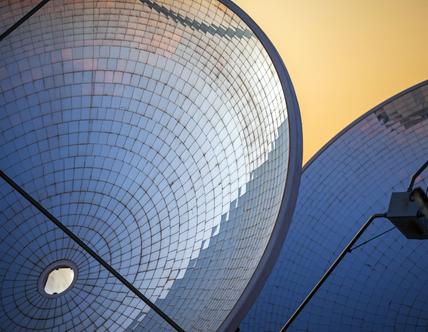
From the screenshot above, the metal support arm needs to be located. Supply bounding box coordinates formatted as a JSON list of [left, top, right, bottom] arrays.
[[407, 160, 428, 192], [0, 170, 185, 332], [280, 213, 387, 331]]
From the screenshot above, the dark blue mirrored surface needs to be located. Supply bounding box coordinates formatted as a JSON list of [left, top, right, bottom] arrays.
[[241, 81, 428, 331]]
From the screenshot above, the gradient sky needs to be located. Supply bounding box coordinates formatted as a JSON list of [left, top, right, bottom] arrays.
[[235, 0, 428, 164]]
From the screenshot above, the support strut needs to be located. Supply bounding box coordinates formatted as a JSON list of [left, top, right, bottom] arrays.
[[0, 170, 185, 332]]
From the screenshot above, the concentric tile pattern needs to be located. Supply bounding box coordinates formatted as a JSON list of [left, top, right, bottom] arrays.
[[0, 0, 297, 331], [241, 82, 428, 331]]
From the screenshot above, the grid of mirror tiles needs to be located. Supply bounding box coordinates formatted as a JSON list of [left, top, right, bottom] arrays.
[[0, 0, 295, 331], [241, 81, 428, 331]]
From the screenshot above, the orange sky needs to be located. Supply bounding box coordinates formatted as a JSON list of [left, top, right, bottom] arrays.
[[235, 0, 428, 164]]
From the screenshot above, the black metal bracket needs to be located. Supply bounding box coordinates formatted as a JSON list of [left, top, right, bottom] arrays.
[[410, 187, 428, 220], [407, 160, 428, 192], [282, 160, 428, 330]]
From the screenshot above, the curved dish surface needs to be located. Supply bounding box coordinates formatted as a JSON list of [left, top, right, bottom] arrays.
[[0, 1, 302, 331], [242, 81, 428, 331]]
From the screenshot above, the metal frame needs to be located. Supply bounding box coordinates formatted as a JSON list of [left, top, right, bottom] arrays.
[[281, 158, 428, 330], [408, 160, 428, 192]]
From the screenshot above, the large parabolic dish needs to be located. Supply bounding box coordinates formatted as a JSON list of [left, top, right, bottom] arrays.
[[241, 81, 428, 331], [0, 1, 302, 331]]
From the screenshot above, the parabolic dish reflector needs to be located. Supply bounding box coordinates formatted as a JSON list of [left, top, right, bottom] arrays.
[[0, 1, 302, 331]]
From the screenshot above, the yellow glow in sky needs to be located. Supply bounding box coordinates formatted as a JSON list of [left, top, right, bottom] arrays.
[[235, 0, 428, 164]]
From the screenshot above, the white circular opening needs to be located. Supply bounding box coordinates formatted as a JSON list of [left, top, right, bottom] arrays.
[[44, 267, 74, 295], [39, 260, 77, 297]]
